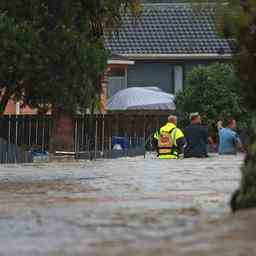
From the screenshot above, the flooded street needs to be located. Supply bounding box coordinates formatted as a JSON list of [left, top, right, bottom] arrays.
[[0, 154, 255, 256]]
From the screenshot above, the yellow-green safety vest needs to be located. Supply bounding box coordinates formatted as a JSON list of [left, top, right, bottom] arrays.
[[154, 123, 184, 159]]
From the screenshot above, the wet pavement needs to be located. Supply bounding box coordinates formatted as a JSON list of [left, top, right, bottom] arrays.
[[0, 154, 255, 256]]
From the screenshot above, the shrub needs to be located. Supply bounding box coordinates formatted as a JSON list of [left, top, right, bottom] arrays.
[[175, 63, 248, 133]]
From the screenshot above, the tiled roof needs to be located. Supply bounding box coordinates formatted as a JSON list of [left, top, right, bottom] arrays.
[[105, 3, 233, 56], [109, 54, 131, 60]]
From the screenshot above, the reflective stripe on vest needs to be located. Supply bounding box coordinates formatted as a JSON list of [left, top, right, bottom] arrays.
[[157, 127, 178, 157]]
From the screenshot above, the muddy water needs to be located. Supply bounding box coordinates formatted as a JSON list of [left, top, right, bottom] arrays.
[[0, 154, 254, 256]]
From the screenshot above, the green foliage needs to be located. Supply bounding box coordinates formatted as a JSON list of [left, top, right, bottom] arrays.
[[217, 0, 256, 211], [0, 0, 140, 114], [0, 13, 40, 112], [175, 63, 248, 132], [231, 116, 256, 212], [217, 0, 256, 111]]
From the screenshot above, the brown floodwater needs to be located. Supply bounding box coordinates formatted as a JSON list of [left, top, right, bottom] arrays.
[[0, 154, 255, 256]]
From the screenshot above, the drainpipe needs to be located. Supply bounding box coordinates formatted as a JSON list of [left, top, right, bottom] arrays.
[[15, 102, 20, 115]]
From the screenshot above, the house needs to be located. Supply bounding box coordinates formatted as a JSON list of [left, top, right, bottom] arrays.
[[100, 54, 135, 111], [3, 100, 37, 115], [3, 2, 233, 115], [103, 3, 233, 109]]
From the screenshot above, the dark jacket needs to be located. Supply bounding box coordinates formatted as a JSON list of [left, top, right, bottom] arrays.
[[184, 124, 208, 158]]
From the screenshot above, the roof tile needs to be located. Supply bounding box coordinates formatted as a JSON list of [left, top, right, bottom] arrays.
[[105, 3, 233, 56]]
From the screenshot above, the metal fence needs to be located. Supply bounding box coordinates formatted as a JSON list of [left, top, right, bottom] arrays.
[[0, 114, 168, 161], [0, 115, 52, 151], [74, 114, 167, 156]]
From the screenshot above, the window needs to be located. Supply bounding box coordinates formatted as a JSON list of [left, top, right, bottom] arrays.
[[174, 65, 184, 94], [108, 68, 125, 77], [107, 68, 127, 98]]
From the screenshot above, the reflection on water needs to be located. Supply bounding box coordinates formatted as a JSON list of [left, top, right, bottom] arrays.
[[0, 155, 254, 256]]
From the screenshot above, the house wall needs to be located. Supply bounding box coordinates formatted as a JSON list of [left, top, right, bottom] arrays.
[[4, 100, 38, 115], [127, 59, 231, 94]]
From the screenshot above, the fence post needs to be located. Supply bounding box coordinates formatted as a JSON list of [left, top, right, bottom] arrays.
[[35, 118, 38, 145], [42, 116, 45, 151], [101, 114, 105, 157], [94, 115, 98, 159], [74, 118, 78, 153], [14, 115, 18, 163], [15, 115, 18, 145], [8, 115, 11, 145], [143, 114, 146, 146], [22, 116, 25, 146], [81, 115, 85, 151], [28, 118, 32, 147], [6, 115, 11, 164]]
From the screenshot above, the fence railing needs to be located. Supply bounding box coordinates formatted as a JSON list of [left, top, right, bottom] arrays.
[[0, 115, 52, 151], [0, 114, 168, 161]]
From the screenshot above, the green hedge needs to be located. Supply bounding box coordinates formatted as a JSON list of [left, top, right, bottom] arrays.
[[175, 63, 249, 133]]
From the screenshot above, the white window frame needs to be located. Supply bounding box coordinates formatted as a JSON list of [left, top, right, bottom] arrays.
[[174, 65, 184, 94]]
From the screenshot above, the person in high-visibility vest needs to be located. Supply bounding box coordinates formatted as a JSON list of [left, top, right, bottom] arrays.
[[154, 115, 186, 159]]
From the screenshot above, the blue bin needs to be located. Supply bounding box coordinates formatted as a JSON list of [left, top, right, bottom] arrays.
[[29, 149, 49, 158], [112, 136, 129, 150]]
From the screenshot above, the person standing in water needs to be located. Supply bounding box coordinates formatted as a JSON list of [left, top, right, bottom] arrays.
[[184, 113, 211, 158], [218, 118, 243, 155], [154, 115, 186, 159]]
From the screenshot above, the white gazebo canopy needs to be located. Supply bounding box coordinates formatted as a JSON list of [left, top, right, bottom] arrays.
[[107, 87, 175, 111]]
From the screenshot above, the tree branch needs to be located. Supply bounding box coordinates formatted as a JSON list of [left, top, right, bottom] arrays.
[[0, 88, 11, 115]]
